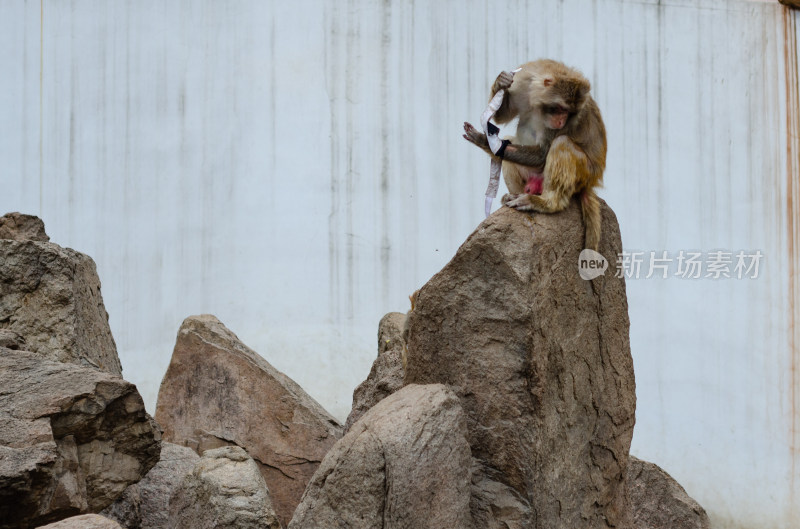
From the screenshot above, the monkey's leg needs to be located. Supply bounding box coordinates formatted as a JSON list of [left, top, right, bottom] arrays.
[[545, 136, 603, 250], [502, 136, 585, 212], [502, 189, 572, 212], [501, 162, 527, 195]]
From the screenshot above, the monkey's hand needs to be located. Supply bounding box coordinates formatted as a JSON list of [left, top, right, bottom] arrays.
[[502, 193, 535, 211], [491, 71, 515, 95], [463, 122, 494, 156]]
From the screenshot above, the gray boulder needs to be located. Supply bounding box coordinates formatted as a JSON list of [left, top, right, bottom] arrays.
[[0, 237, 121, 375], [405, 201, 637, 528], [168, 446, 280, 529], [628, 456, 711, 529], [101, 443, 199, 529], [34, 514, 122, 529], [155, 315, 342, 526], [343, 312, 406, 432], [0, 349, 160, 529], [289, 384, 473, 529], [0, 212, 49, 242]]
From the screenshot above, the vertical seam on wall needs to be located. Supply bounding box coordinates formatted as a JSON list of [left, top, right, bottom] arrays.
[[39, 0, 43, 212], [783, 5, 800, 517]]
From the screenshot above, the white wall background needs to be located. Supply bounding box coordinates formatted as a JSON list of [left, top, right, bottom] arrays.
[[1, 0, 798, 527]]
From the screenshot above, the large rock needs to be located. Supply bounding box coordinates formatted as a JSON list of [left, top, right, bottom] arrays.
[[343, 312, 406, 432], [0, 349, 160, 529], [154, 315, 342, 526], [404, 201, 637, 529], [628, 456, 711, 529], [35, 514, 122, 529], [288, 384, 472, 529], [0, 212, 49, 242], [0, 238, 121, 375], [101, 443, 199, 529], [168, 446, 280, 529]]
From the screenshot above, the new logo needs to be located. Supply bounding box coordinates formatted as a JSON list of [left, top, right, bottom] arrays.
[[578, 249, 608, 280]]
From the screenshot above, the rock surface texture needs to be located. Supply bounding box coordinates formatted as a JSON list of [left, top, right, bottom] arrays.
[[0, 235, 121, 375], [0, 212, 49, 242], [343, 312, 406, 432], [404, 201, 637, 529], [628, 456, 711, 529], [0, 349, 160, 529], [289, 384, 472, 529], [154, 315, 342, 527], [101, 442, 199, 529], [35, 514, 123, 529], [168, 446, 280, 529]]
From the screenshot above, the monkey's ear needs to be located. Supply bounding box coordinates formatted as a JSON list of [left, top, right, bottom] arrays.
[[543, 77, 554, 87], [579, 83, 591, 102]]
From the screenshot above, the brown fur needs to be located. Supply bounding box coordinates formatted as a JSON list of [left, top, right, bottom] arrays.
[[463, 59, 607, 251]]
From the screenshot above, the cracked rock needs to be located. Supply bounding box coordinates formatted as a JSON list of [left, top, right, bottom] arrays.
[[155, 315, 342, 527], [628, 456, 711, 529], [343, 312, 406, 433], [405, 200, 637, 529], [168, 446, 280, 529], [0, 349, 160, 529], [0, 233, 121, 375], [35, 514, 123, 529], [0, 212, 49, 242], [288, 384, 472, 529], [101, 442, 199, 529]]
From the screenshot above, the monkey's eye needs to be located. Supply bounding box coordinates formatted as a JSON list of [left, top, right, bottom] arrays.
[[544, 104, 569, 115]]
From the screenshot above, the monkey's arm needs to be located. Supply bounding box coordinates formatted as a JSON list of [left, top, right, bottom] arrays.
[[489, 71, 516, 124], [463, 122, 547, 168], [462, 122, 494, 156], [499, 143, 548, 168]]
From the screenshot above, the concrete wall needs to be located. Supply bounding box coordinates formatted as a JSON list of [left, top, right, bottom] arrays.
[[1, 0, 797, 527]]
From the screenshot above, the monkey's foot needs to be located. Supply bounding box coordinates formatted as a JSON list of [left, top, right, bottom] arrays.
[[502, 193, 535, 211]]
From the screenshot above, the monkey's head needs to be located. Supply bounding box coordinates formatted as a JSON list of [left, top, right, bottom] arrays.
[[540, 75, 590, 130], [524, 60, 591, 131]]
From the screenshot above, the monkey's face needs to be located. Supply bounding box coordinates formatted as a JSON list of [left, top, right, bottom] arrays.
[[543, 104, 571, 130]]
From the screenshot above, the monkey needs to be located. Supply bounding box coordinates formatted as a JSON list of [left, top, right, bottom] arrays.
[[463, 59, 607, 251]]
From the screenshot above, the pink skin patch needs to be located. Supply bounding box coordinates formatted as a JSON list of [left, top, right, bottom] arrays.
[[525, 174, 544, 195]]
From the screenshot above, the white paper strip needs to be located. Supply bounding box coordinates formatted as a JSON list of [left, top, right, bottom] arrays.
[[480, 68, 519, 218]]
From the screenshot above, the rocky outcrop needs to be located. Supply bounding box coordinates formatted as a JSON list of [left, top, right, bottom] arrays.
[[343, 312, 406, 432], [168, 446, 280, 529], [0, 349, 161, 529], [289, 384, 472, 529], [0, 235, 121, 375], [0, 212, 49, 242], [404, 201, 637, 528], [101, 443, 199, 529], [154, 315, 342, 527], [35, 514, 123, 529], [628, 456, 711, 529]]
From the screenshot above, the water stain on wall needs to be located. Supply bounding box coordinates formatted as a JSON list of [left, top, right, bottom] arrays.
[[782, 6, 800, 522]]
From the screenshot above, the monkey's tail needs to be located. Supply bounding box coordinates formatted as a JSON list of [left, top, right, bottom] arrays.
[[580, 188, 601, 251]]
